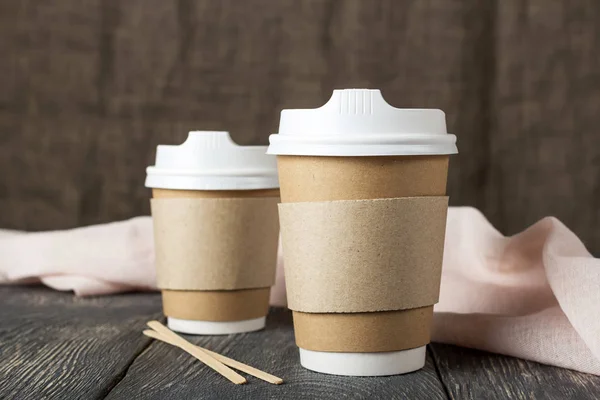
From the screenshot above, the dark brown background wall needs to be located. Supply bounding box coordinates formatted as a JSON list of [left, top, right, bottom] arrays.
[[1, 1, 599, 253]]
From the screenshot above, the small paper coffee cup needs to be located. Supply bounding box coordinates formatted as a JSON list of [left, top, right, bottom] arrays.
[[268, 89, 458, 376], [146, 131, 280, 335]]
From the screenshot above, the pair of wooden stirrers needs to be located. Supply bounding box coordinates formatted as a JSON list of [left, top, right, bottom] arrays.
[[145, 321, 283, 385]]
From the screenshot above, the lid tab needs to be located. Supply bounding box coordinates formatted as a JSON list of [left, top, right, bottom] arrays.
[[268, 89, 458, 156], [146, 131, 279, 190]]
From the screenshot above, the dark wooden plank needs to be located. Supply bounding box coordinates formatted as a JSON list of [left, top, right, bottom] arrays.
[[8, 286, 597, 400], [105, 307, 449, 400], [0, 285, 162, 399], [430, 343, 600, 400]]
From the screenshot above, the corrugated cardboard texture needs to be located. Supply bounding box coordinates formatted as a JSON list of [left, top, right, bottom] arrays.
[[293, 306, 433, 352], [162, 288, 270, 321], [152, 197, 280, 290], [277, 155, 449, 202], [279, 196, 448, 313]]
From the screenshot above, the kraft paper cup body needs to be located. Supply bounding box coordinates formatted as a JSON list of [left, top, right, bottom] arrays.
[[277, 156, 447, 375], [146, 131, 279, 335], [268, 89, 457, 376]]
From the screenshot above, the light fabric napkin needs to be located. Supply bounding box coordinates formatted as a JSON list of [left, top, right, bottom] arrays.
[[433, 208, 600, 375], [0, 208, 598, 375], [0, 218, 156, 295]]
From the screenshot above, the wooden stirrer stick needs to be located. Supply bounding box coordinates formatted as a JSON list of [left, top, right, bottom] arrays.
[[144, 329, 283, 385], [146, 321, 246, 385], [143, 329, 283, 384]]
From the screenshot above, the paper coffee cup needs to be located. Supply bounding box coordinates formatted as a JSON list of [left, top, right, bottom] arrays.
[[146, 131, 280, 335], [268, 89, 458, 376]]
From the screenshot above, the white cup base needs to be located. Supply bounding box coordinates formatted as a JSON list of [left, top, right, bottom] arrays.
[[167, 316, 266, 335], [299, 346, 426, 376]]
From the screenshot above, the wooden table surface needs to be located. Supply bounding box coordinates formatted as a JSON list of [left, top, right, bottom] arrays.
[[1, 286, 599, 399]]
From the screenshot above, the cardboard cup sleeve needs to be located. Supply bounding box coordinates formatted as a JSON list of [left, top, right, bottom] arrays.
[[279, 196, 448, 314], [152, 197, 280, 291]]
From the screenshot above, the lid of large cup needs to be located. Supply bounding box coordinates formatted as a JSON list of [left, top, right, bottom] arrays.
[[268, 89, 458, 156], [145, 131, 279, 190]]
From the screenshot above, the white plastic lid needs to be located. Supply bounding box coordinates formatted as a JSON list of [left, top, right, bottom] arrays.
[[145, 131, 279, 190], [268, 89, 458, 156]]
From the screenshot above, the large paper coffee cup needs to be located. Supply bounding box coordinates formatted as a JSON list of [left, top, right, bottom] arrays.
[[268, 89, 458, 376], [146, 132, 279, 335]]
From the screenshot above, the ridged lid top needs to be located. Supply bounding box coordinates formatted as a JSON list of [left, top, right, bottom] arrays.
[[268, 89, 458, 156]]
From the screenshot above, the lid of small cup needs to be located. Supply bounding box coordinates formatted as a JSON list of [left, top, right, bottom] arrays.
[[145, 131, 279, 190], [267, 89, 458, 156]]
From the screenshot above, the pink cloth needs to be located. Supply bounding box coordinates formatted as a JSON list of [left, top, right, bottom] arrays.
[[1, 208, 599, 375], [433, 208, 600, 375], [0, 217, 156, 295]]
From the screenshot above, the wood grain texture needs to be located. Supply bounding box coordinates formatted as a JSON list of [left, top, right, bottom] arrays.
[[105, 307, 449, 400], [0, 285, 162, 400], [1, 287, 600, 399], [430, 343, 600, 400]]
